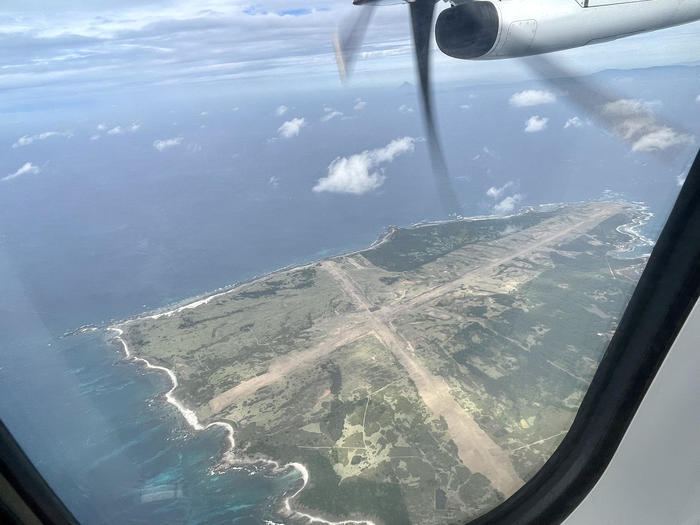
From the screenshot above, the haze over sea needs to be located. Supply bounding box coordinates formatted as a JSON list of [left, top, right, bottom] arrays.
[[0, 64, 697, 524]]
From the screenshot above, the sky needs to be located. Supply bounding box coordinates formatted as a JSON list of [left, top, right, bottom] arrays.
[[3, 0, 700, 111], [1, 0, 699, 222]]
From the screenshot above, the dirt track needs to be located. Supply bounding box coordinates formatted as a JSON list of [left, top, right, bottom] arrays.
[[321, 260, 524, 496], [208, 324, 369, 414]]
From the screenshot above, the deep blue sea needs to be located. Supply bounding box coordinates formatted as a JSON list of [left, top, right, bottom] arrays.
[[1, 66, 697, 524]]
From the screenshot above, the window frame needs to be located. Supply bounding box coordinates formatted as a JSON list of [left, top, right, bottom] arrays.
[[469, 146, 700, 525]]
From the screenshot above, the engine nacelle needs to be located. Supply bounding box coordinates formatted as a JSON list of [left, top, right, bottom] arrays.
[[436, 0, 700, 61], [435, 2, 499, 59]]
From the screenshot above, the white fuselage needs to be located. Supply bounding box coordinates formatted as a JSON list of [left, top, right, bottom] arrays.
[[475, 0, 700, 59]]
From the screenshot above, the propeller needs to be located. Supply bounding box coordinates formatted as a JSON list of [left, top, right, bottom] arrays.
[[335, 0, 462, 216], [334, 2, 377, 81], [335, 1, 695, 211], [522, 53, 695, 164]]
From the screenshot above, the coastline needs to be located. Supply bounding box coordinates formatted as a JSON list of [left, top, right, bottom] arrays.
[[108, 325, 375, 525], [613, 203, 655, 258], [104, 199, 651, 525], [109, 202, 573, 326]]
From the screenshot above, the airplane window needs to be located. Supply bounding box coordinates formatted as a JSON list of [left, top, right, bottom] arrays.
[[1, 2, 699, 524]]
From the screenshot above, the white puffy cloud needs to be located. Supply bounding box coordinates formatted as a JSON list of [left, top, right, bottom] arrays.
[[96, 123, 107, 131], [487, 180, 521, 215], [601, 99, 694, 152], [90, 134, 100, 141], [353, 98, 366, 111], [269, 175, 280, 188], [275, 105, 288, 116], [494, 194, 522, 215], [106, 122, 141, 135], [631, 127, 694, 152], [153, 136, 183, 151], [321, 110, 343, 122], [509, 90, 556, 107], [3, 162, 40, 182], [564, 116, 583, 129], [459, 104, 471, 110], [313, 136, 415, 195], [676, 173, 686, 187], [696, 94, 700, 102], [101, 123, 140, 135], [524, 116, 548, 133], [12, 130, 72, 148], [486, 181, 514, 200], [398, 105, 414, 114], [278, 117, 306, 138]]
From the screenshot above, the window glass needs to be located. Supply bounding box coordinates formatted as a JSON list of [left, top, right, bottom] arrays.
[[1, 2, 698, 524]]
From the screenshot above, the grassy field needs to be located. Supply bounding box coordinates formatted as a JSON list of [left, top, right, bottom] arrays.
[[118, 201, 647, 524]]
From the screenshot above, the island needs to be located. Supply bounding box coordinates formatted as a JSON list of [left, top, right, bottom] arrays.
[[111, 201, 648, 525]]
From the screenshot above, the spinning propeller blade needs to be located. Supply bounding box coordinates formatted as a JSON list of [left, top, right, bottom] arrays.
[[335, 0, 462, 216]]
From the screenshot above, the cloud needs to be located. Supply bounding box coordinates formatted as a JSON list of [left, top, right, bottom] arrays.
[[313, 136, 415, 195], [696, 94, 700, 102], [153, 136, 183, 151], [459, 104, 471, 110], [631, 127, 694, 152], [486, 181, 514, 200], [90, 134, 100, 141], [524, 116, 548, 133], [278, 117, 306, 138], [676, 173, 686, 187], [269, 175, 280, 188], [2, 0, 699, 113], [564, 116, 583, 129], [487, 180, 521, 214], [12, 130, 72, 148], [353, 98, 366, 110], [602, 99, 694, 152], [96, 123, 107, 131], [275, 105, 288, 116], [473, 146, 499, 161], [494, 194, 522, 215], [398, 105, 414, 114], [3, 162, 40, 182], [321, 110, 343, 122], [509, 90, 556, 107], [101, 123, 140, 135]]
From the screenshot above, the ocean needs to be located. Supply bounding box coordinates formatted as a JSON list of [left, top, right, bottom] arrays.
[[0, 68, 697, 524]]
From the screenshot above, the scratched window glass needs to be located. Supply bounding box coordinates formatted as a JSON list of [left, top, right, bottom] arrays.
[[1, 1, 699, 524]]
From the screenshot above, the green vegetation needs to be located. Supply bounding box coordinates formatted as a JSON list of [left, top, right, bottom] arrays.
[[362, 210, 555, 272], [294, 449, 410, 525], [116, 201, 647, 524]]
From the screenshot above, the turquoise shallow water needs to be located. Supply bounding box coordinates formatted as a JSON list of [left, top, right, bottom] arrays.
[[0, 330, 300, 524]]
